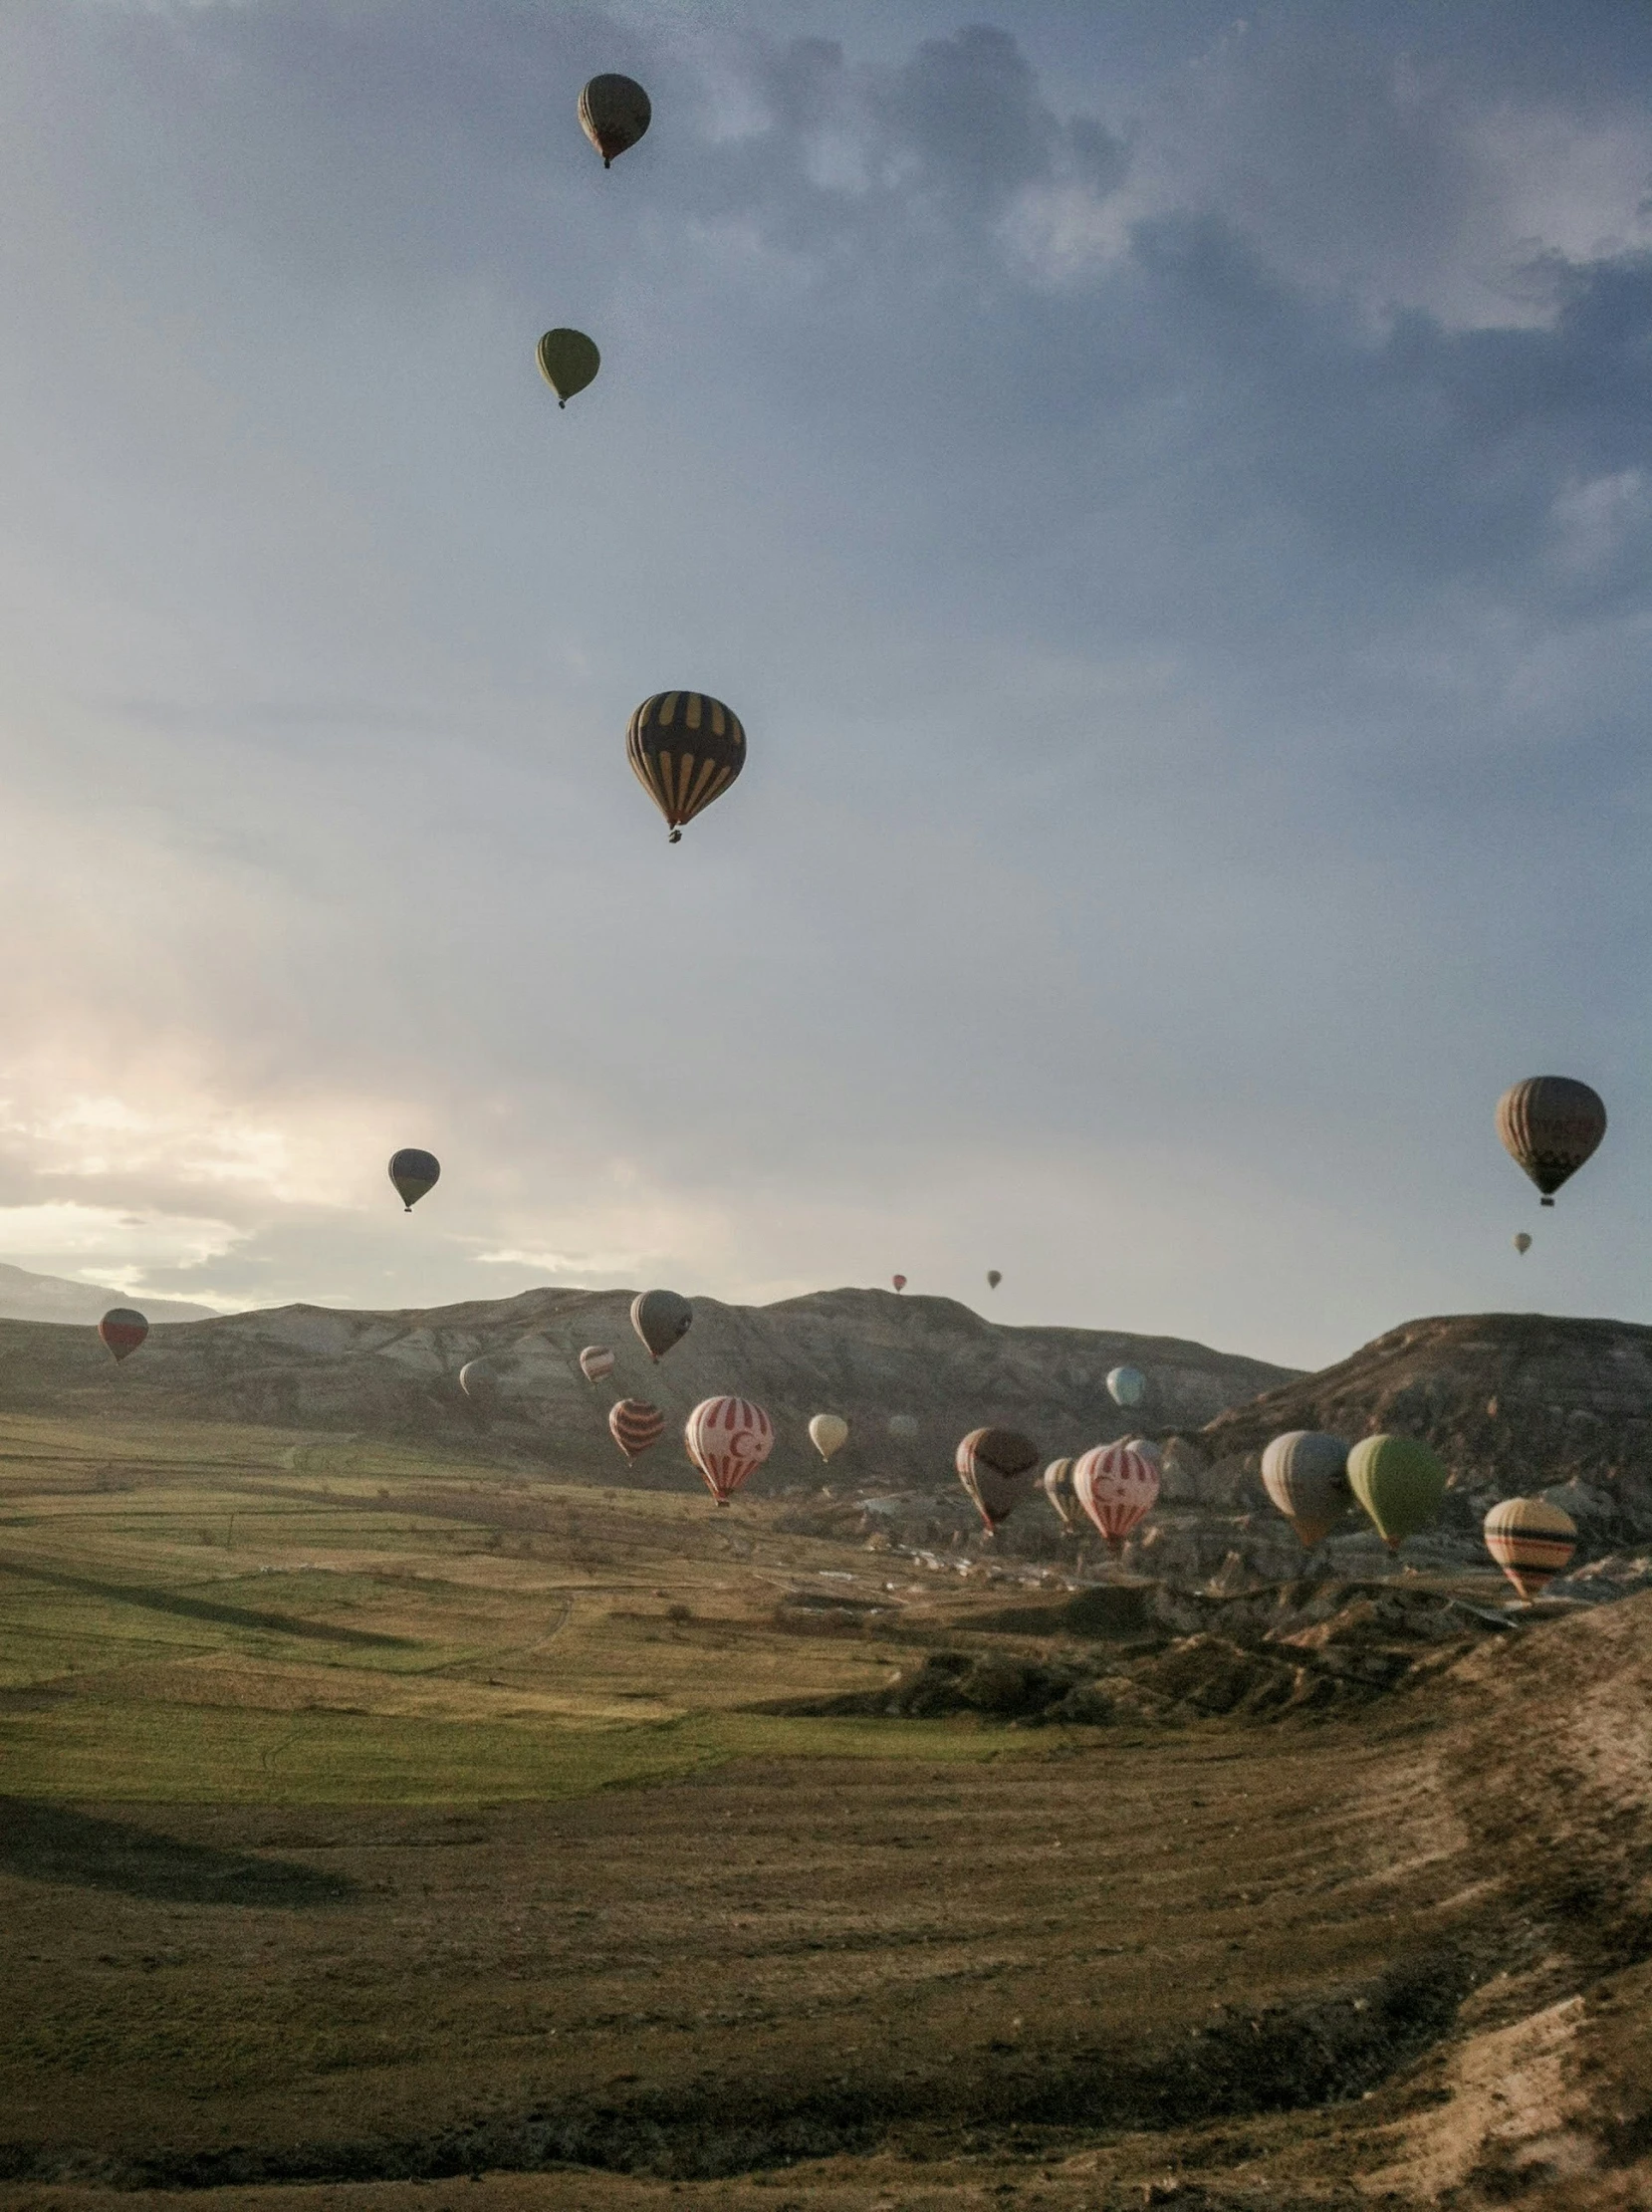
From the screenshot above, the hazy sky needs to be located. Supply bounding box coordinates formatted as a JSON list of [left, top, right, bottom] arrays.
[[1, 0, 1649, 1365]]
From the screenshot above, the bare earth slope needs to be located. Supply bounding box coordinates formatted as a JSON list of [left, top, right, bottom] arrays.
[[0, 1286, 1297, 1488]]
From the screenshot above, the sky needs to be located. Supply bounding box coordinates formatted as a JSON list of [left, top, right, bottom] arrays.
[[0, 0, 1649, 1368]]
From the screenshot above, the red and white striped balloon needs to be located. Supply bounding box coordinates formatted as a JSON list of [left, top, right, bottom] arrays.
[[579, 1345, 616, 1385], [609, 1398, 665, 1463], [1072, 1441, 1160, 1557], [683, 1395, 774, 1506]]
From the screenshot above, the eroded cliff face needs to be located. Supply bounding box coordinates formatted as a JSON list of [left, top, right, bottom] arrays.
[[0, 1285, 1297, 1492], [1155, 1312, 1652, 1588]]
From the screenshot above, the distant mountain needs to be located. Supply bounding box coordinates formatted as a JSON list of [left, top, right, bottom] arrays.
[[0, 1284, 1297, 1486], [0, 1260, 217, 1326]]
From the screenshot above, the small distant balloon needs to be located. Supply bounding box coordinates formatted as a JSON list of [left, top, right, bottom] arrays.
[[809, 1413, 849, 1463], [685, 1395, 774, 1506], [388, 1148, 440, 1211], [579, 1345, 616, 1385], [630, 1288, 692, 1360], [1496, 1077, 1606, 1207], [955, 1427, 1041, 1534], [458, 1357, 498, 1410], [1042, 1457, 1079, 1535], [891, 1274, 907, 1293], [887, 1412, 920, 1441], [986, 1269, 1002, 1290], [1514, 1232, 1533, 1256], [537, 328, 600, 407], [99, 1308, 148, 1363], [1484, 1496, 1576, 1599], [1106, 1364, 1146, 1408], [609, 1398, 664, 1463], [627, 692, 746, 843], [579, 74, 651, 167]]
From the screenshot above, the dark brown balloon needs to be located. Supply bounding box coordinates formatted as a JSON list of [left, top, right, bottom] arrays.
[[955, 1426, 1041, 1532], [626, 692, 745, 843], [99, 1307, 148, 1363], [1497, 1077, 1606, 1205], [578, 75, 652, 167], [630, 1288, 693, 1360]]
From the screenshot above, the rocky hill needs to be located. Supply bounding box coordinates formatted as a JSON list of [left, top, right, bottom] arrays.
[[1151, 1311, 1652, 1587], [0, 1285, 1297, 1491], [0, 1260, 214, 1325]]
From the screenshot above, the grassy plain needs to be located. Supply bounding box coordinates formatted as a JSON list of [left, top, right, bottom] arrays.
[[2, 1407, 1647, 2211]]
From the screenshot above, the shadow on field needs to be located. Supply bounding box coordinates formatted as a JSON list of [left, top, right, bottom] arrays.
[[0, 1559, 411, 1647], [0, 1800, 354, 1907]]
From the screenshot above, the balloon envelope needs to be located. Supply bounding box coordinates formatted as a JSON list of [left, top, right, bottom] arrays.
[[609, 1398, 664, 1463], [537, 328, 599, 406], [685, 1395, 774, 1505], [458, 1357, 498, 1409], [99, 1307, 148, 1363], [891, 1274, 907, 1292], [1106, 1364, 1146, 1408], [388, 1148, 440, 1210], [986, 1270, 1002, 1290], [579, 73, 651, 166], [579, 1345, 616, 1385], [1346, 1433, 1448, 1550], [955, 1427, 1040, 1532], [626, 692, 745, 842], [809, 1413, 849, 1463], [1042, 1456, 1079, 1533], [887, 1412, 920, 1440], [1261, 1431, 1349, 1549], [1484, 1496, 1576, 1599], [1072, 1442, 1159, 1556], [1514, 1232, 1533, 1256], [631, 1288, 692, 1360], [1496, 1077, 1606, 1206]]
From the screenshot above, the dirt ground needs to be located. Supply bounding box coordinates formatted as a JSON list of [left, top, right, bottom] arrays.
[[3, 1411, 1651, 2209]]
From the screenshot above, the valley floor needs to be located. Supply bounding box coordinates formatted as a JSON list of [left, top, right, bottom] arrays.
[[2, 1412, 1649, 2209]]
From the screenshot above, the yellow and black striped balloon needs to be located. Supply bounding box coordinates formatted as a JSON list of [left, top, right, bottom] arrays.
[[626, 692, 746, 843]]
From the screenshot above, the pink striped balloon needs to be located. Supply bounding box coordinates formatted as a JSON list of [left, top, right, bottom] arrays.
[[1072, 1441, 1160, 1557], [579, 1345, 616, 1385], [683, 1395, 774, 1506], [609, 1398, 665, 1464]]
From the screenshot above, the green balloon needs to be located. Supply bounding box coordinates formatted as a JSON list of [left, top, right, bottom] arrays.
[[1346, 1433, 1447, 1551], [537, 329, 600, 408]]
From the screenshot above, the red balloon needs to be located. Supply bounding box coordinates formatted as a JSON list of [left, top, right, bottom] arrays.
[[609, 1399, 664, 1463], [684, 1395, 774, 1505], [1073, 1442, 1159, 1557], [99, 1308, 148, 1363], [891, 1274, 907, 1292]]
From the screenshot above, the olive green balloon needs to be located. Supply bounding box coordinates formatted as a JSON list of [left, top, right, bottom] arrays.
[[537, 329, 600, 408], [1346, 1433, 1448, 1551]]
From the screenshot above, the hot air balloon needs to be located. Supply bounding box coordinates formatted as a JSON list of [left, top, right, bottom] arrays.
[[99, 1308, 148, 1363], [609, 1398, 665, 1463], [1260, 1431, 1349, 1550], [1346, 1434, 1447, 1551], [1497, 1078, 1606, 1206], [537, 328, 599, 407], [579, 73, 651, 167], [626, 692, 745, 843], [579, 1345, 616, 1385], [1484, 1496, 1577, 1599], [1106, 1364, 1146, 1409], [891, 1275, 907, 1292], [887, 1412, 920, 1441], [684, 1395, 774, 1505], [388, 1148, 440, 1211], [955, 1427, 1041, 1533], [630, 1288, 692, 1360], [1072, 1441, 1159, 1557], [1042, 1457, 1079, 1534], [458, 1358, 498, 1411], [1514, 1232, 1533, 1256], [809, 1413, 849, 1463], [986, 1270, 1002, 1290]]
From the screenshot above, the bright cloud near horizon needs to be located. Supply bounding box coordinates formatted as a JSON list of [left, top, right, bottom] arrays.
[[0, 0, 1649, 1366]]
